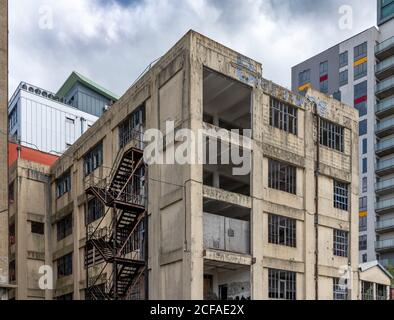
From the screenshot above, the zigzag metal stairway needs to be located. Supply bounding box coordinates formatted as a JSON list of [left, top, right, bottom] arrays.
[[85, 143, 147, 300]]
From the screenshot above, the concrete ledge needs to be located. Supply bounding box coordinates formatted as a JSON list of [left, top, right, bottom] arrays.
[[318, 214, 349, 231], [159, 188, 183, 210], [320, 162, 351, 183], [318, 265, 343, 278], [26, 212, 45, 223], [202, 122, 253, 150], [160, 248, 184, 266], [27, 251, 45, 261], [261, 143, 306, 168], [262, 256, 305, 273], [53, 243, 73, 261], [263, 201, 305, 221], [52, 201, 74, 224], [203, 185, 251, 209], [27, 289, 45, 299], [203, 249, 252, 266]]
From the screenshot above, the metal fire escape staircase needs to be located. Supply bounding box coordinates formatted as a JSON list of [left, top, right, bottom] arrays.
[[85, 141, 147, 300]]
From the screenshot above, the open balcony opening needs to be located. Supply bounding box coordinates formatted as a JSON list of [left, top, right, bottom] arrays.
[[203, 137, 251, 196], [203, 67, 252, 134], [203, 264, 250, 300]]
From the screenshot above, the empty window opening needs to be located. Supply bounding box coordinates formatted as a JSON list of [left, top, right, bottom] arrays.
[[268, 214, 296, 248], [203, 68, 252, 134]]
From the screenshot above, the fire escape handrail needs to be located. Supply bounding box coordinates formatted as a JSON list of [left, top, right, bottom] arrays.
[[117, 212, 146, 257]]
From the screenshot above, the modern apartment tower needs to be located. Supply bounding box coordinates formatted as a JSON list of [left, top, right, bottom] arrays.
[[0, 0, 9, 300], [8, 72, 118, 155], [292, 0, 394, 268], [46, 30, 363, 300]]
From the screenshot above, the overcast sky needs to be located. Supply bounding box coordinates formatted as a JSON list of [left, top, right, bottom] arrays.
[[9, 0, 377, 98]]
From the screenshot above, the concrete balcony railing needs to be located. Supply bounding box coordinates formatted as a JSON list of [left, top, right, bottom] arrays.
[[376, 218, 394, 232], [376, 56, 394, 81], [376, 177, 394, 195], [376, 238, 394, 252], [376, 96, 394, 119], [376, 137, 394, 157], [376, 117, 394, 138], [375, 197, 394, 214], [376, 156, 394, 176], [203, 212, 250, 255], [375, 36, 394, 60], [376, 76, 394, 100]]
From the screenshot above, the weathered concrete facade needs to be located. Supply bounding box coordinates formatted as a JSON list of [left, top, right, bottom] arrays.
[[0, 0, 8, 300], [44, 31, 362, 300], [8, 158, 52, 300]]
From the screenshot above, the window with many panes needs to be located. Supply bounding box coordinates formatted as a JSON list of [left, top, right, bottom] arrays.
[[57, 253, 73, 278], [84, 143, 103, 176], [56, 171, 71, 198], [268, 269, 296, 300], [355, 101, 367, 117], [119, 105, 145, 148], [268, 214, 296, 247], [333, 278, 348, 300], [333, 180, 349, 211], [320, 119, 344, 152], [86, 198, 104, 225], [361, 281, 374, 300], [339, 70, 348, 86], [333, 229, 348, 257], [269, 98, 298, 135], [268, 159, 296, 194], [359, 235, 367, 250], [339, 51, 348, 68], [354, 42, 367, 61], [57, 214, 72, 241]]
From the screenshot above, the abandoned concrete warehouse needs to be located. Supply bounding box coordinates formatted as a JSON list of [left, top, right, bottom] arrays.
[[6, 30, 392, 300]]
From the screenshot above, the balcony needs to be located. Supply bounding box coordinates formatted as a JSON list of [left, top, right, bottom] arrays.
[[375, 36, 394, 61], [376, 238, 394, 252], [376, 76, 394, 100], [376, 56, 394, 81], [376, 118, 394, 138], [376, 157, 394, 176], [376, 177, 394, 195], [376, 137, 394, 157], [376, 96, 394, 119], [375, 197, 394, 214], [376, 218, 394, 233], [379, 258, 394, 268]]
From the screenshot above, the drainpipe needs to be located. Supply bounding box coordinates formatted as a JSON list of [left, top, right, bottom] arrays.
[[314, 108, 320, 301], [347, 124, 353, 300]]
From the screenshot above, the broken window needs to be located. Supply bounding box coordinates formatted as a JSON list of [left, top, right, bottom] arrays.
[[268, 269, 296, 300], [86, 198, 104, 225], [57, 253, 73, 278], [333, 229, 348, 257], [320, 119, 344, 152], [31, 221, 44, 235], [268, 214, 296, 247], [333, 180, 349, 211], [268, 159, 296, 195], [361, 281, 374, 300], [119, 104, 145, 148], [269, 97, 298, 135], [333, 278, 348, 300], [57, 214, 73, 241], [376, 284, 387, 300], [84, 143, 103, 176], [56, 171, 71, 198]]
